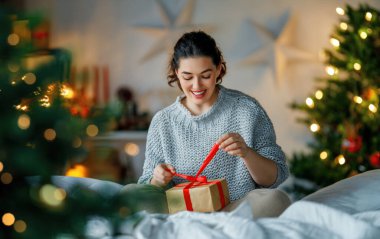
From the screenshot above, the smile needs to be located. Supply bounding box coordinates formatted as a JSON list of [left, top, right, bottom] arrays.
[[191, 90, 206, 96]]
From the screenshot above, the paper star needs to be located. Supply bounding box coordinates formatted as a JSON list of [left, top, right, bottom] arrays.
[[135, 0, 211, 62], [235, 11, 316, 83]]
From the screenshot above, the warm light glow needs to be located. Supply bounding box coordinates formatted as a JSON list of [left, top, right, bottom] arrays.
[[86, 124, 99, 137], [0, 162, 3, 172], [72, 137, 82, 148], [44, 129, 56, 141], [336, 7, 345, 15], [325, 66, 338, 76], [40, 95, 51, 107], [7, 33, 20, 46], [336, 155, 346, 165], [310, 123, 320, 132], [65, 164, 88, 178], [61, 84, 75, 99], [15, 104, 28, 111], [353, 63, 361, 71], [339, 22, 348, 31], [305, 97, 315, 108], [39, 184, 65, 207], [14, 220, 27, 233], [365, 12, 373, 21], [17, 114, 30, 130], [353, 96, 363, 104], [2, 213, 15, 226], [8, 63, 20, 73], [22, 73, 36, 85], [1, 172, 13, 184], [330, 38, 340, 47], [124, 143, 140, 157], [315, 90, 323, 100], [359, 31, 368, 39], [369, 104, 377, 113], [320, 151, 328, 160]]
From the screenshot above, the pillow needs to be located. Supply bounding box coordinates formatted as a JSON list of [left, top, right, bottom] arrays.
[[301, 169, 380, 214]]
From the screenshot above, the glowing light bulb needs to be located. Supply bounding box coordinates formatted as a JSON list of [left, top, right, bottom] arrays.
[[14, 220, 27, 233], [325, 66, 338, 76], [305, 97, 315, 108], [336, 155, 346, 165], [353, 96, 363, 104], [365, 12, 373, 21], [17, 114, 30, 130], [339, 22, 348, 31], [0, 162, 3, 172], [336, 7, 345, 15], [330, 38, 340, 47], [310, 123, 320, 132], [44, 129, 56, 141], [65, 164, 88, 178], [7, 33, 19, 46], [369, 104, 377, 113], [359, 31, 368, 39], [124, 143, 140, 157], [39, 184, 66, 207], [2, 213, 15, 226], [320, 151, 328, 160], [22, 73, 36, 85], [353, 63, 361, 71], [15, 104, 28, 111], [1, 172, 13, 184], [61, 84, 74, 99], [40, 95, 51, 107], [86, 124, 99, 137], [315, 90, 323, 100]]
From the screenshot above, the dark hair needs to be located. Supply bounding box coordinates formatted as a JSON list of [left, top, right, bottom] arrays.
[[167, 30, 227, 91]]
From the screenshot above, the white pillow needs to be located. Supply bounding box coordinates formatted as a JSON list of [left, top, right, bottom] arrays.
[[301, 169, 380, 214]]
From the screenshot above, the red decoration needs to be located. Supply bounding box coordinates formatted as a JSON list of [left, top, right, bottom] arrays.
[[370, 152, 380, 168], [342, 136, 362, 153]]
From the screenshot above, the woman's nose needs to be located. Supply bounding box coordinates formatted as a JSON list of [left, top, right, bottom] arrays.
[[192, 77, 201, 88]]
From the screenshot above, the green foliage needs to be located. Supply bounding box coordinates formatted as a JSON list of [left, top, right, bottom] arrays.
[[289, 4, 380, 196]]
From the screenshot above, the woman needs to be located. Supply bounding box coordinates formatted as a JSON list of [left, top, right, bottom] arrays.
[[136, 30, 290, 216]]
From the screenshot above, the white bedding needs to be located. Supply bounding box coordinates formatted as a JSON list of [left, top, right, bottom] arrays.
[[118, 200, 380, 239]]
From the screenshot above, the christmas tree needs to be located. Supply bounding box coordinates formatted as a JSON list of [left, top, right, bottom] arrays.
[[289, 4, 380, 197], [0, 9, 155, 238]]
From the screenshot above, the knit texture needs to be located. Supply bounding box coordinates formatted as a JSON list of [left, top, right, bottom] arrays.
[[138, 85, 289, 201]]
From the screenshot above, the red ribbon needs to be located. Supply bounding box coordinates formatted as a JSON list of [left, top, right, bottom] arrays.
[[167, 143, 226, 211]]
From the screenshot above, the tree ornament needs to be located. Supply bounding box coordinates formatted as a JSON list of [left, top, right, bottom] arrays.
[[342, 136, 362, 153], [369, 152, 380, 168]]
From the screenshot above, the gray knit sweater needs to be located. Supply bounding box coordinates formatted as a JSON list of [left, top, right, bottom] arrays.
[[138, 85, 288, 201]]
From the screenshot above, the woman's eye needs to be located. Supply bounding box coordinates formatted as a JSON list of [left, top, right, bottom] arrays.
[[183, 77, 192, 80], [202, 75, 211, 79]]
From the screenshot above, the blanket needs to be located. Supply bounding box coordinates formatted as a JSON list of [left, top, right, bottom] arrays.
[[116, 201, 380, 239]]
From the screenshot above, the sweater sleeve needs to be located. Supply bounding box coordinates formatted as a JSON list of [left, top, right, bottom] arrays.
[[137, 113, 166, 184], [252, 105, 289, 188]]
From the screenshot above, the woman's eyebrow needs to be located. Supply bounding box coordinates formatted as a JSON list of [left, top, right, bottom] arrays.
[[181, 69, 212, 75]]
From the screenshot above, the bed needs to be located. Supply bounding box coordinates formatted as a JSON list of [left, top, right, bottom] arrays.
[[51, 169, 380, 238]]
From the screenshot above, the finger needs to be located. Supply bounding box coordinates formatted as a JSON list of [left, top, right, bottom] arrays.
[[166, 164, 176, 174], [216, 133, 233, 145], [224, 142, 243, 151], [226, 149, 243, 157]]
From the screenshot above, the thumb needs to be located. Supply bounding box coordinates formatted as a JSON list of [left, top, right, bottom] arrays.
[[166, 164, 176, 174]]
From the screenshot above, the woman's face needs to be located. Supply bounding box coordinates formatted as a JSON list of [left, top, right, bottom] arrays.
[[176, 56, 221, 114]]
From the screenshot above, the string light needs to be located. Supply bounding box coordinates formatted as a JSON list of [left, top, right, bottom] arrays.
[[320, 151, 328, 160], [1, 172, 13, 184], [359, 30, 368, 39], [0, 161, 3, 172], [124, 143, 140, 157], [335, 154, 346, 165], [305, 97, 315, 108], [336, 7, 345, 15], [315, 90, 323, 100], [44, 129, 57, 141], [7, 33, 20, 46], [40, 95, 51, 107], [353, 62, 361, 71], [310, 123, 320, 132], [21, 73, 36, 85], [329, 37, 340, 48], [17, 114, 30, 130], [365, 12, 373, 21], [61, 84, 74, 99], [353, 96, 363, 104], [39, 184, 66, 207], [14, 220, 27, 233], [339, 22, 348, 31], [2, 212, 15, 226], [325, 66, 338, 76], [86, 124, 99, 137], [369, 104, 377, 113], [15, 104, 28, 111]]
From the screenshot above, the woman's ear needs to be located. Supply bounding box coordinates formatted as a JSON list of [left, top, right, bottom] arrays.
[[216, 64, 222, 78]]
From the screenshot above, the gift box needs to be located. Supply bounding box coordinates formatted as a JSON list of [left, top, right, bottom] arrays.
[[166, 178, 230, 214]]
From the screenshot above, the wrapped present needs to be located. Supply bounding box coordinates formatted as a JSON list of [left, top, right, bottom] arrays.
[[165, 143, 230, 213], [166, 178, 230, 213]]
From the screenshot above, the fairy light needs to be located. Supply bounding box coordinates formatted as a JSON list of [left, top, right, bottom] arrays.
[[8, 63, 20, 73], [60, 84, 74, 99], [40, 95, 51, 107], [325, 66, 338, 76], [39, 184, 66, 207], [305, 97, 315, 108], [124, 143, 140, 157], [339, 22, 348, 31], [2, 213, 15, 226], [353, 96, 363, 104], [44, 129, 56, 141], [7, 33, 20, 46], [315, 90, 323, 100], [320, 151, 328, 160], [359, 30, 368, 39], [15, 104, 28, 111], [353, 62, 361, 71], [365, 12, 373, 21], [336, 154, 346, 165], [17, 114, 30, 130], [86, 124, 99, 137], [0, 162, 3, 172], [21, 73, 36, 85], [65, 164, 88, 178], [310, 123, 320, 132], [330, 38, 340, 48], [336, 7, 345, 15], [369, 104, 377, 113], [1, 172, 13, 184], [14, 220, 27, 233]]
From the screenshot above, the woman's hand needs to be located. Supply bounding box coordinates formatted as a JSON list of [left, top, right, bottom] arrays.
[[216, 133, 250, 158], [150, 163, 176, 187]]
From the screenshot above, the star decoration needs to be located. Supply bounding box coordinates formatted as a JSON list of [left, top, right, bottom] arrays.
[[235, 11, 316, 83], [135, 0, 212, 62]]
